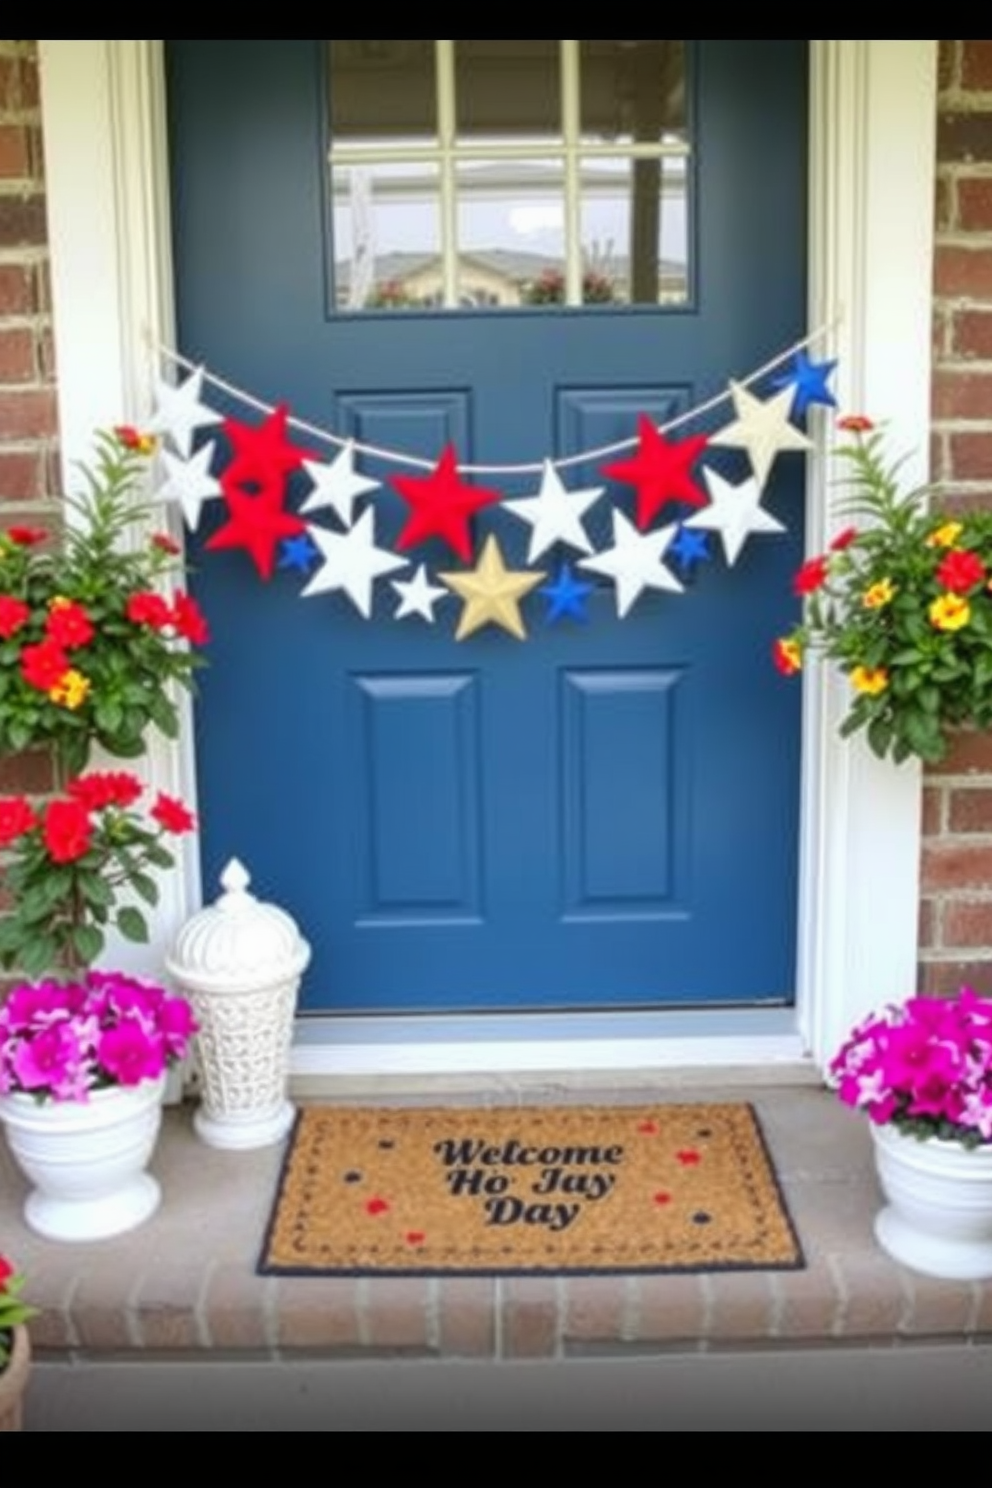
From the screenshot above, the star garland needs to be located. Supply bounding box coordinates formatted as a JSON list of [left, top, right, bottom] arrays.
[[149, 344, 838, 643]]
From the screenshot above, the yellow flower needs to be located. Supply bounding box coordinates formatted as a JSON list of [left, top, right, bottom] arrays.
[[927, 522, 965, 550], [851, 667, 890, 697], [863, 580, 897, 610], [49, 669, 91, 711], [930, 594, 972, 633]]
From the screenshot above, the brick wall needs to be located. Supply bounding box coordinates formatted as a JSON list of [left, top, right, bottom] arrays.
[[0, 39, 56, 799], [923, 40, 992, 997]]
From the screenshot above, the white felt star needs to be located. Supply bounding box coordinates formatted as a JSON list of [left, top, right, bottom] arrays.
[[503, 461, 602, 564], [301, 510, 408, 620], [300, 441, 380, 528], [392, 564, 449, 624], [156, 442, 223, 533], [579, 511, 684, 618], [149, 366, 223, 461], [711, 381, 813, 490], [685, 467, 786, 567]]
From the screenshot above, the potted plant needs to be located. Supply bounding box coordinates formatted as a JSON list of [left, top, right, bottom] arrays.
[[0, 774, 199, 1241], [774, 416, 992, 765], [0, 1256, 36, 1432], [829, 987, 992, 1278]]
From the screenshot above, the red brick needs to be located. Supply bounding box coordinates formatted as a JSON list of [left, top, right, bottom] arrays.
[[33, 261, 50, 316], [0, 326, 34, 382], [0, 263, 30, 316], [0, 449, 43, 502], [934, 727, 992, 774], [38, 324, 55, 381], [919, 898, 937, 951], [0, 388, 57, 439], [17, 53, 39, 112], [940, 115, 992, 166], [0, 125, 29, 179], [919, 959, 992, 997], [0, 195, 47, 250], [933, 367, 992, 421], [933, 490, 992, 517], [938, 42, 958, 96], [934, 247, 992, 303], [947, 431, 992, 481], [949, 787, 992, 833], [962, 41, 992, 93], [922, 786, 944, 837], [501, 1278, 560, 1359], [562, 1277, 628, 1346], [952, 308, 992, 360], [922, 842, 992, 893], [935, 175, 955, 233], [942, 899, 992, 948], [959, 176, 992, 233], [437, 1279, 497, 1358], [0, 750, 54, 793]]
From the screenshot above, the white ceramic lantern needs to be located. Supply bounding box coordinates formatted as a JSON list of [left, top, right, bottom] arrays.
[[167, 860, 311, 1151]]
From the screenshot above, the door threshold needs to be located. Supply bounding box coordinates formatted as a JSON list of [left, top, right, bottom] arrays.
[[289, 1009, 817, 1092]]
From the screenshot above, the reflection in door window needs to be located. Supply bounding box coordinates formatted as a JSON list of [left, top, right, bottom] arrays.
[[327, 41, 690, 313]]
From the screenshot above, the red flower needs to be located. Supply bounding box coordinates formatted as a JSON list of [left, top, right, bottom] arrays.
[[0, 1257, 12, 1289], [838, 415, 875, 434], [126, 592, 172, 631], [171, 592, 210, 646], [68, 772, 144, 812], [937, 550, 987, 595], [20, 639, 70, 693], [0, 596, 31, 640], [46, 599, 96, 650], [43, 799, 93, 864], [830, 527, 859, 553], [6, 527, 48, 548], [0, 797, 37, 847], [152, 533, 182, 557], [774, 638, 803, 677], [151, 793, 196, 835], [794, 557, 830, 598], [114, 426, 157, 456]]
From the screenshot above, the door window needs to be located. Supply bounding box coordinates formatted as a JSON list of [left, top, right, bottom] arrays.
[[328, 40, 690, 313]]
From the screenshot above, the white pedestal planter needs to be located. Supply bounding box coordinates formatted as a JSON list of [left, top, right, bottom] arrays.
[[167, 861, 311, 1152], [0, 1075, 166, 1243], [870, 1122, 992, 1280]]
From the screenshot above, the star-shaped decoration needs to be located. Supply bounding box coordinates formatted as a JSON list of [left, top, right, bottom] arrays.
[[300, 441, 381, 528], [439, 536, 546, 642], [684, 467, 786, 567], [710, 381, 813, 490], [772, 351, 838, 421], [302, 509, 408, 619], [223, 405, 311, 493], [206, 479, 307, 581], [156, 441, 222, 533], [391, 445, 503, 562], [503, 461, 602, 563], [279, 534, 320, 575], [392, 564, 449, 624], [603, 416, 710, 530], [149, 366, 223, 460], [540, 564, 595, 625], [669, 527, 713, 576], [579, 511, 684, 618]]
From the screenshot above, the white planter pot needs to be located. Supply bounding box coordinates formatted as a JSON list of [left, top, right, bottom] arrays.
[[0, 1076, 166, 1243], [870, 1122, 992, 1280]]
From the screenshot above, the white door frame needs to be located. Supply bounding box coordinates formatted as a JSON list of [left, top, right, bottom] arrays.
[[35, 40, 938, 1079]]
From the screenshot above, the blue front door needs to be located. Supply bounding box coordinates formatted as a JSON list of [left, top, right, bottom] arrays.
[[165, 40, 808, 1016]]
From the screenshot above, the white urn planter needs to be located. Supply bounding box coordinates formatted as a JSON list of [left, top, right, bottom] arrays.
[[870, 1122, 992, 1281], [0, 1075, 167, 1243], [167, 860, 311, 1152]]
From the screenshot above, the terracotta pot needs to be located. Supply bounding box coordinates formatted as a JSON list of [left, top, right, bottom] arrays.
[[0, 1326, 31, 1433]]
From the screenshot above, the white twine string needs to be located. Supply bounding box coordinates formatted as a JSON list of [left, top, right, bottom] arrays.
[[154, 316, 839, 480]]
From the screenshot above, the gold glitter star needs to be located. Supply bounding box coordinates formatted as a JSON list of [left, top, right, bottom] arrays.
[[440, 536, 546, 642]]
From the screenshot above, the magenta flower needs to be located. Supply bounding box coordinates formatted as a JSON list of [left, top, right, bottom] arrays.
[[11, 1023, 88, 1100], [97, 1022, 166, 1087]]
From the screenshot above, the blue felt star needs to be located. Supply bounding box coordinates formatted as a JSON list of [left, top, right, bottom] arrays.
[[669, 527, 713, 575], [772, 352, 838, 421], [541, 564, 595, 625], [279, 533, 320, 575]]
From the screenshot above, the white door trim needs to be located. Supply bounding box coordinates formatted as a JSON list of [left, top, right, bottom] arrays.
[[36, 40, 938, 1078]]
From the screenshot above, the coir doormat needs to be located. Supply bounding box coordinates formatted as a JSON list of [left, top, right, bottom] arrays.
[[259, 1104, 804, 1278]]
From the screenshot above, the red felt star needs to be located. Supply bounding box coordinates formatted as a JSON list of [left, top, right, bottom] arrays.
[[366, 1199, 391, 1219], [604, 417, 710, 530], [391, 445, 503, 562], [207, 477, 306, 581], [223, 405, 310, 491], [638, 1122, 660, 1138], [677, 1151, 702, 1169]]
